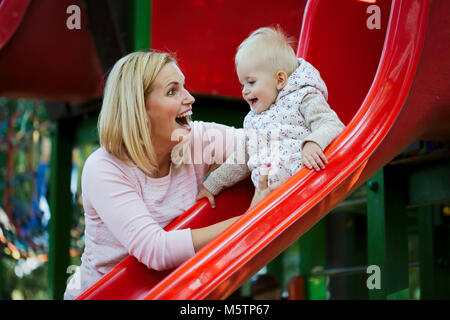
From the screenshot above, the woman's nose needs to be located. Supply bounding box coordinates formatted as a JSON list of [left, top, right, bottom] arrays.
[[184, 89, 195, 105]]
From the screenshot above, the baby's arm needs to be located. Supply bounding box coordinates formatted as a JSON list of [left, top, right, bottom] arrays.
[[300, 93, 345, 170], [300, 93, 345, 150], [197, 136, 250, 207], [204, 155, 250, 195]]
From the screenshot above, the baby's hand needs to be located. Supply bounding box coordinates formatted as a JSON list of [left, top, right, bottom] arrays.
[[249, 166, 272, 209], [196, 186, 216, 208], [302, 141, 328, 171]]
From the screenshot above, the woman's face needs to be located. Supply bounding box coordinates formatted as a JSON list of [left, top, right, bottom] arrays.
[[146, 62, 195, 152]]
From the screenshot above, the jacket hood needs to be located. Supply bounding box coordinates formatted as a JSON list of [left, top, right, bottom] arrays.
[[276, 58, 328, 102]]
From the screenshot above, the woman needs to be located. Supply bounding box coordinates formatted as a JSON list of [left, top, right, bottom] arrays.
[[63, 51, 246, 299]]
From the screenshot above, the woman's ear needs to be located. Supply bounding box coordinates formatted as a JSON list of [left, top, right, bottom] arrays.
[[276, 71, 288, 90]]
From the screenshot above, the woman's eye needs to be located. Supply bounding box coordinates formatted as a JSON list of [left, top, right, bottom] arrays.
[[167, 88, 175, 95]]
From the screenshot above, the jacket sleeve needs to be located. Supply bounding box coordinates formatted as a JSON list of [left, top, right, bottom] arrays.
[[299, 93, 346, 151], [82, 155, 195, 271], [203, 136, 250, 195]]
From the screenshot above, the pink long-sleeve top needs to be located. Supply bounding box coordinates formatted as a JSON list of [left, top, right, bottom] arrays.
[[64, 121, 241, 299]]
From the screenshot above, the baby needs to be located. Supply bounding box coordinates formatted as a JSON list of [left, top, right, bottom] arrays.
[[197, 27, 345, 208]]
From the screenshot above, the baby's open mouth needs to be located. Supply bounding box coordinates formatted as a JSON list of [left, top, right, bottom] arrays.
[[249, 98, 258, 106], [175, 109, 192, 129]]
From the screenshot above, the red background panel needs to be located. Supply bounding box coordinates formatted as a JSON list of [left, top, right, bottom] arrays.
[[151, 0, 307, 98]]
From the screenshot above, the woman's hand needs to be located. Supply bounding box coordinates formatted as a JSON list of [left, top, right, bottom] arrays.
[[302, 141, 328, 171], [196, 187, 216, 208]]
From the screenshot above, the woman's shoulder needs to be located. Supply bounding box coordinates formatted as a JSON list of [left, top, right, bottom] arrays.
[[190, 120, 242, 138], [191, 120, 230, 132], [84, 147, 118, 166], [82, 147, 134, 179]]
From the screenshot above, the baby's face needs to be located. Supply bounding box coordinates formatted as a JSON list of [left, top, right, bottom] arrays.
[[237, 60, 279, 114]]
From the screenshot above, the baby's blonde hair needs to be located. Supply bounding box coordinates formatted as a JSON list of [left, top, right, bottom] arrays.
[[98, 51, 176, 176], [235, 26, 298, 76]]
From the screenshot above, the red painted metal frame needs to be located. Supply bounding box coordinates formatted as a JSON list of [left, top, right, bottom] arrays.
[[78, 0, 449, 299], [0, 0, 104, 103]]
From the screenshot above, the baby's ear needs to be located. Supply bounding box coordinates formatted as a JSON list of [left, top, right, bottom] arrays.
[[276, 71, 288, 90]]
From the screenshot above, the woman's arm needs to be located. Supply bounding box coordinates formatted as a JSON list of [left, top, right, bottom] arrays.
[[191, 216, 240, 252], [193, 121, 247, 169], [82, 152, 195, 271], [188, 122, 249, 250]]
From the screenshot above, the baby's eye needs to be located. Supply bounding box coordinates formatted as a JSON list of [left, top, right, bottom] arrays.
[[248, 80, 255, 85]]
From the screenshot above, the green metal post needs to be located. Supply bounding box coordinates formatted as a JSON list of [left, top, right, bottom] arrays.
[[266, 252, 285, 292], [129, 0, 151, 51], [48, 119, 75, 299], [366, 168, 409, 299], [418, 205, 450, 299], [298, 218, 327, 300]]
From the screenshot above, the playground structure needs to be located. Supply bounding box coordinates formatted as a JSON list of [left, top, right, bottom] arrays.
[[0, 0, 449, 299]]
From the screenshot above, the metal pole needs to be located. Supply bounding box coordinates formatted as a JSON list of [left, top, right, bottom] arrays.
[[366, 167, 410, 299], [48, 118, 74, 299]]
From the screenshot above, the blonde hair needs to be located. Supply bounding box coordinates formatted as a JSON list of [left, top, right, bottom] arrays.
[[98, 51, 177, 176], [235, 26, 298, 76]]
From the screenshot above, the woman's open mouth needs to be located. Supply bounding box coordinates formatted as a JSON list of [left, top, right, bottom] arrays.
[[175, 109, 193, 130]]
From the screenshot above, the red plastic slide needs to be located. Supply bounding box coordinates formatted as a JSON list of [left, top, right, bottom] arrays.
[[78, 0, 449, 299]]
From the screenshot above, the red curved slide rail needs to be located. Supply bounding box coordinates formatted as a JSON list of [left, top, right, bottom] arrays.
[[0, 0, 30, 49], [0, 0, 104, 103], [78, 0, 449, 299]]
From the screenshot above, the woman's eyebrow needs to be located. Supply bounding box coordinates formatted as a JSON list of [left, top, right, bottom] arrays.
[[164, 78, 185, 88], [165, 81, 179, 88]]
